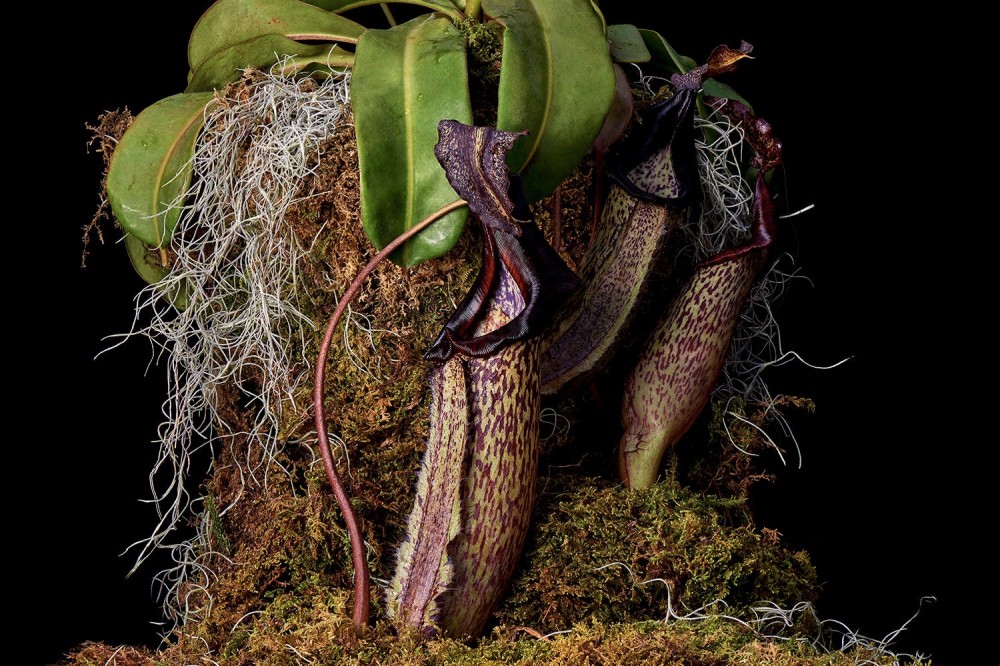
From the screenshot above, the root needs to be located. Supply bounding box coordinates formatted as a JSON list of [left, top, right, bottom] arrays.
[[342, 304, 396, 380], [715, 254, 849, 468], [539, 406, 571, 443], [592, 562, 932, 664], [748, 597, 935, 664], [690, 109, 755, 259]]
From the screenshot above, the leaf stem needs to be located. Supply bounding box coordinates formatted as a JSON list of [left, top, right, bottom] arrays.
[[380, 3, 397, 27], [696, 95, 716, 145], [464, 0, 482, 21], [551, 185, 563, 253], [313, 198, 468, 628]]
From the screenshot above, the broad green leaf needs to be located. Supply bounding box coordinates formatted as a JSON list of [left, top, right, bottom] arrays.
[[107, 92, 215, 248], [300, 0, 464, 21], [606, 24, 649, 63], [189, 0, 364, 72], [484, 0, 615, 202], [187, 35, 353, 92], [124, 235, 190, 307], [639, 28, 697, 75], [702, 78, 753, 110], [352, 15, 472, 267]]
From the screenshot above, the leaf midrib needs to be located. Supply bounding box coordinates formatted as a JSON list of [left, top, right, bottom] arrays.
[[401, 24, 420, 266], [514, 0, 554, 173]]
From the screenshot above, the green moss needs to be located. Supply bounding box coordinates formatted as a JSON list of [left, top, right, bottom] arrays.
[[497, 474, 817, 633], [67, 619, 925, 665], [459, 18, 503, 72], [204, 494, 231, 556], [457, 18, 502, 126]]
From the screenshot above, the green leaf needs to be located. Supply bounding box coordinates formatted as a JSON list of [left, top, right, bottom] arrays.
[[124, 235, 190, 308], [187, 36, 353, 92], [299, 0, 464, 21], [639, 28, 697, 75], [107, 92, 215, 248], [701, 78, 753, 111], [352, 16, 473, 267], [484, 0, 615, 202], [189, 0, 364, 73], [606, 24, 649, 63], [124, 234, 170, 285]]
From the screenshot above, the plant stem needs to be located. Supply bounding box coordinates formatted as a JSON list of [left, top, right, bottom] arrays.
[[588, 151, 603, 252], [465, 0, 482, 21], [551, 185, 563, 253], [380, 3, 397, 27], [313, 198, 468, 628]]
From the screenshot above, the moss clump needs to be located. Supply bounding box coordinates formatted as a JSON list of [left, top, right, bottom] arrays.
[[175, 470, 359, 648], [497, 474, 818, 632], [530, 153, 596, 274], [457, 18, 503, 127], [82, 108, 133, 266], [67, 618, 922, 665], [674, 396, 816, 498]]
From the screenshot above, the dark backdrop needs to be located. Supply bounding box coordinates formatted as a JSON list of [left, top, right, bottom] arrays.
[[24, 4, 984, 665]]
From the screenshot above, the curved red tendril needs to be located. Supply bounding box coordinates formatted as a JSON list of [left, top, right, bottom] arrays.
[[313, 198, 468, 627]]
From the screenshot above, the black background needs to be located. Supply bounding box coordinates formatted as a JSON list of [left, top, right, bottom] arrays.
[[23, 3, 985, 665]]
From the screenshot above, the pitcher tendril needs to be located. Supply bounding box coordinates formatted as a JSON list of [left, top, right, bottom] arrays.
[[313, 199, 468, 628]]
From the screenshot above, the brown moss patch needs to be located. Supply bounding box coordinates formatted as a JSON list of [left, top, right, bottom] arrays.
[[83, 108, 133, 266], [677, 396, 816, 498], [531, 154, 596, 273], [66, 619, 923, 665]]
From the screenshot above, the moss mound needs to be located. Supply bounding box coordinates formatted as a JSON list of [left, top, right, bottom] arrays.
[[69, 618, 922, 665], [497, 475, 817, 631], [70, 77, 924, 665]]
